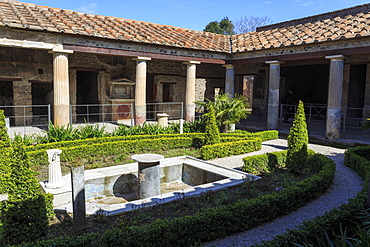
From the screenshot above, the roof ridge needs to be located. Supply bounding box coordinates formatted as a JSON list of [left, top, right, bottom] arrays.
[[257, 3, 370, 32]]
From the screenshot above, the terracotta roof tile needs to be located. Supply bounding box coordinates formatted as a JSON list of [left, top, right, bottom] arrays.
[[1, 1, 370, 54]]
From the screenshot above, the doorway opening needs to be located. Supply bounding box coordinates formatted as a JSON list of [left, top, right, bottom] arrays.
[[76, 71, 99, 122]]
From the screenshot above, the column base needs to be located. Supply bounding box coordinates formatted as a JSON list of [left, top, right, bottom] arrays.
[[326, 108, 341, 140]]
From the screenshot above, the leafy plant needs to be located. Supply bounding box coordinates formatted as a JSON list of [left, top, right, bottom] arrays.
[[44, 122, 76, 142], [0, 109, 10, 148], [286, 100, 308, 173], [204, 104, 220, 145], [195, 93, 250, 133]]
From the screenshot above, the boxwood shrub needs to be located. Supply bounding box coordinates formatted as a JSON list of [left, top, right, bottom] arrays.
[[254, 145, 369, 246], [21, 149, 335, 247]]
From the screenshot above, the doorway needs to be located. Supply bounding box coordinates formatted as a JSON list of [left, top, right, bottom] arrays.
[[0, 81, 14, 124], [76, 71, 99, 122]]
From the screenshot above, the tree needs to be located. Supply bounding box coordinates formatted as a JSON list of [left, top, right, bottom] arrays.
[[195, 93, 250, 133], [204, 104, 220, 145], [234, 16, 272, 34], [286, 101, 309, 173], [204, 17, 235, 35]]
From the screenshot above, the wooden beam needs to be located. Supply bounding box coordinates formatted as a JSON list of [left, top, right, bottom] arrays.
[[232, 46, 370, 65], [0, 78, 22, 81], [63, 45, 226, 65]]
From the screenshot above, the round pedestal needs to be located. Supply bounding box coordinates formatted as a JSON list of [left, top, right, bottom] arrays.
[[132, 154, 164, 199]]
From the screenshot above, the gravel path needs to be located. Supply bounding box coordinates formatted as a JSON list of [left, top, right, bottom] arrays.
[[204, 139, 363, 247]]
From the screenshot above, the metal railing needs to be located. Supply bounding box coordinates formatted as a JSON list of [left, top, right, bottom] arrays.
[[0, 104, 51, 128], [146, 102, 184, 121], [70, 103, 134, 125], [71, 102, 184, 124]]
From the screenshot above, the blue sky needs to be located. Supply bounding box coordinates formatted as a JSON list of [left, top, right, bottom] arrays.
[[26, 0, 369, 31]]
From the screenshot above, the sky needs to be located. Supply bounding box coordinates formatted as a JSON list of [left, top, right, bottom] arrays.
[[25, 0, 370, 31]]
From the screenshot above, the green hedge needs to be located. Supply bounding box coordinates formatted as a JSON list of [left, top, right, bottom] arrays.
[[27, 131, 278, 167], [200, 138, 262, 160], [21, 150, 334, 247], [254, 146, 369, 246], [243, 150, 287, 175]]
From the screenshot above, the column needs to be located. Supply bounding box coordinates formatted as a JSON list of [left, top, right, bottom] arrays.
[[325, 55, 345, 140], [133, 57, 151, 126], [50, 46, 73, 126], [184, 61, 200, 122], [265, 60, 282, 130], [223, 64, 235, 98]]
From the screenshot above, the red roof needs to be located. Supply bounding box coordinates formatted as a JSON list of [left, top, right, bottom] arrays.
[[1, 0, 370, 54]]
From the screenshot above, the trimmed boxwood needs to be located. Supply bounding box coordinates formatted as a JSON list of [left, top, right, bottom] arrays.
[[200, 138, 262, 160], [254, 145, 369, 246], [21, 149, 335, 247]]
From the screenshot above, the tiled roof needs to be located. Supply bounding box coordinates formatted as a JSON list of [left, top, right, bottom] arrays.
[[232, 3, 370, 52], [1, 0, 370, 54], [0, 0, 231, 53]]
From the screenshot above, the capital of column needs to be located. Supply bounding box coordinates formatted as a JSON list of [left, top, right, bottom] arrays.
[[265, 60, 283, 65], [133, 56, 151, 61], [222, 64, 234, 69], [183, 61, 201, 65], [325, 55, 345, 62], [49, 44, 73, 54]]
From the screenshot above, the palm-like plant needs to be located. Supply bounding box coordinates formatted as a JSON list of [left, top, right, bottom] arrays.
[[195, 93, 250, 133]]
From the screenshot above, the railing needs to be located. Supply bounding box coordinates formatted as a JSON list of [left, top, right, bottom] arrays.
[[146, 102, 184, 121], [0, 104, 51, 128], [71, 102, 183, 125], [70, 103, 134, 125]]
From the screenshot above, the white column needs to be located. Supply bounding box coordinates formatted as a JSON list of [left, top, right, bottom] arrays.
[[184, 61, 201, 122], [49, 46, 73, 126], [133, 57, 151, 126], [223, 64, 235, 98], [265, 60, 282, 130], [325, 55, 345, 140]]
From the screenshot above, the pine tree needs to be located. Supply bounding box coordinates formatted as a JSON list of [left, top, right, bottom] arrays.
[[204, 104, 220, 145], [286, 101, 308, 173]]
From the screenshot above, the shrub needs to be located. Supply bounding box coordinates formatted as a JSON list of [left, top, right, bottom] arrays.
[[0, 141, 53, 245], [0, 110, 10, 148], [201, 138, 262, 160], [286, 100, 308, 173], [204, 104, 220, 145]]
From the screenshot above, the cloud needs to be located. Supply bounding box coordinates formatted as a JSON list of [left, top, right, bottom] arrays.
[[75, 3, 98, 14], [264, 1, 272, 3], [294, 0, 301, 2], [301, 1, 314, 6]]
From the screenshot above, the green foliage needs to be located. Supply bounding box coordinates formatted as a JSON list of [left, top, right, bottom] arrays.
[[204, 104, 220, 145], [258, 145, 370, 247], [0, 109, 10, 148], [201, 138, 262, 160], [0, 141, 54, 245], [243, 150, 287, 175], [203, 17, 235, 35], [286, 101, 308, 173], [195, 93, 250, 133], [21, 150, 334, 246]]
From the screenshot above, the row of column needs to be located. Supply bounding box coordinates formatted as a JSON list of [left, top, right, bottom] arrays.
[[266, 55, 345, 140], [51, 50, 236, 126]]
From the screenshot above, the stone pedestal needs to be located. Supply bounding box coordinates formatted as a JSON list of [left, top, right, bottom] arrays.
[[223, 64, 235, 98], [71, 166, 86, 227], [266, 60, 282, 130], [157, 113, 169, 127], [46, 149, 65, 189], [326, 55, 345, 140], [184, 61, 200, 122], [132, 154, 164, 199], [134, 57, 151, 126]]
